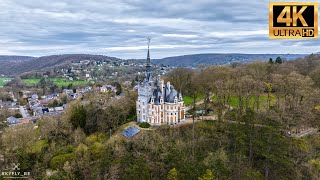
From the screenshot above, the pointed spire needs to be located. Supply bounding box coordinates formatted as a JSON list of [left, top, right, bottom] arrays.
[[147, 37, 151, 65], [145, 37, 152, 81]]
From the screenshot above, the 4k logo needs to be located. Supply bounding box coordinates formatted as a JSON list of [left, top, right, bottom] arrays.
[[269, 2, 318, 39]]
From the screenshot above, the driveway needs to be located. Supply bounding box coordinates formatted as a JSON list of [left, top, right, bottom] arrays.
[[19, 106, 30, 118]]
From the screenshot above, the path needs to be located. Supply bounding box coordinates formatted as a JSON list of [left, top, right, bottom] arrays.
[[19, 106, 30, 118], [185, 100, 204, 111], [291, 128, 318, 138]]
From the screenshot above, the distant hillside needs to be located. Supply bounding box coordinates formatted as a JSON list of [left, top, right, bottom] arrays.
[[153, 53, 307, 66], [0, 55, 34, 61], [0, 53, 308, 75], [0, 54, 121, 75]]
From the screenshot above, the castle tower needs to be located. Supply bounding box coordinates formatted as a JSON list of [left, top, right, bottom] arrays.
[[136, 38, 186, 125], [137, 38, 153, 123], [145, 37, 152, 82]]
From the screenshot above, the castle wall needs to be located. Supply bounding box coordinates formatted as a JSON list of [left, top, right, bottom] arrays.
[[137, 98, 185, 125]]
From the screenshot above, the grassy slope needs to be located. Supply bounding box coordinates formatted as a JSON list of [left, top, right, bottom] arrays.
[[0, 77, 13, 86], [183, 94, 204, 106]]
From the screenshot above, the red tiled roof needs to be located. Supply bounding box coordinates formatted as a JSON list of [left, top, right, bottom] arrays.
[[18, 118, 33, 124]]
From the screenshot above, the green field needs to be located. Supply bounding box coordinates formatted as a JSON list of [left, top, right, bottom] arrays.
[[0, 77, 13, 86], [22, 78, 88, 87], [22, 79, 40, 86], [183, 94, 204, 106], [51, 78, 88, 87]]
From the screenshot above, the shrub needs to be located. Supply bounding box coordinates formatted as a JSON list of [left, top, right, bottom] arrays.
[[50, 153, 75, 169], [14, 113, 23, 118], [139, 122, 151, 128], [27, 139, 49, 154]]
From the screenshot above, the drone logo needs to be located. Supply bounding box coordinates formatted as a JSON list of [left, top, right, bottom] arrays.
[[4, 163, 20, 171], [1, 161, 30, 178], [11, 163, 20, 171]]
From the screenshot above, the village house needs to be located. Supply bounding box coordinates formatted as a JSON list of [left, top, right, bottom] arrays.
[[6, 116, 19, 125], [0, 100, 16, 109], [63, 89, 74, 94], [6, 116, 38, 126]]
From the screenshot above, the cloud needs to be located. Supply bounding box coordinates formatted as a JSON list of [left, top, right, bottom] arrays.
[[0, 0, 319, 58], [162, 34, 199, 38], [104, 44, 211, 51]]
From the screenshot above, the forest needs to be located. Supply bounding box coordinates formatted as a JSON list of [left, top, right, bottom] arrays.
[[0, 54, 320, 179]]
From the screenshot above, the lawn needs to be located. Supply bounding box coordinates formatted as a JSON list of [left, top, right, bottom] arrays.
[[22, 79, 40, 86], [183, 94, 204, 106], [51, 78, 88, 87], [22, 78, 88, 87], [0, 77, 13, 86]]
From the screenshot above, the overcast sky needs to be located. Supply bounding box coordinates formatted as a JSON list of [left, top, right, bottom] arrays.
[[0, 0, 319, 59]]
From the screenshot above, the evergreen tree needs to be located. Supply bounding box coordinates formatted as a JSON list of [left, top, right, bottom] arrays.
[[275, 56, 282, 64], [268, 58, 273, 64]]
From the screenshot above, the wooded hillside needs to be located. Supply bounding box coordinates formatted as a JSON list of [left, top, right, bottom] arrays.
[[0, 54, 320, 179]]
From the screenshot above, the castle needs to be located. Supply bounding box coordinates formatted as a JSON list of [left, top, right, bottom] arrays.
[[136, 41, 185, 125]]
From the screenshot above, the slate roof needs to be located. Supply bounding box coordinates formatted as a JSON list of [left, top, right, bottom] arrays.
[[149, 83, 179, 104], [7, 116, 18, 124], [121, 126, 141, 138]]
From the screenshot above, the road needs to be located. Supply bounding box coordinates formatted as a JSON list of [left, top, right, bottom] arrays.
[[19, 106, 30, 118]]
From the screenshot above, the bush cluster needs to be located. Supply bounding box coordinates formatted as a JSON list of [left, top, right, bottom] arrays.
[[139, 122, 151, 128]]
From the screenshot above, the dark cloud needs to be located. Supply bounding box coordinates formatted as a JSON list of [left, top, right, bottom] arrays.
[[0, 0, 318, 58]]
